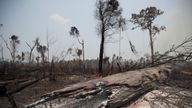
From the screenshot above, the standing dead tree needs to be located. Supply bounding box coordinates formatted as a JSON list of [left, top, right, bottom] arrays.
[[26, 38, 39, 64], [46, 29, 57, 62], [69, 26, 85, 62], [46, 30, 50, 62], [70, 26, 85, 71], [95, 0, 124, 74], [36, 40, 47, 63], [0, 35, 20, 62], [0, 24, 4, 61], [130, 7, 166, 66], [76, 48, 82, 64], [49, 58, 56, 81], [117, 16, 126, 57], [0, 45, 4, 61]]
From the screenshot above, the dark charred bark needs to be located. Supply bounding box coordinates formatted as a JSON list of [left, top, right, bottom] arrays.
[[99, 25, 105, 74], [7, 95, 17, 108], [149, 28, 154, 66]]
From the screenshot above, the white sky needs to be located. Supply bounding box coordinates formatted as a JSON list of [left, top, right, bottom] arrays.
[[0, 0, 192, 61]]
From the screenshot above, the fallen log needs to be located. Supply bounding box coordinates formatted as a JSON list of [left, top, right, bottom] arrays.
[[25, 63, 192, 108], [0, 78, 29, 86], [128, 86, 192, 108], [0, 75, 49, 108]]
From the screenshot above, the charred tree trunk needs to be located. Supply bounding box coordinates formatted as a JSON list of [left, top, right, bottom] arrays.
[[82, 40, 85, 73], [99, 26, 105, 74], [149, 27, 154, 66], [49, 59, 55, 81]]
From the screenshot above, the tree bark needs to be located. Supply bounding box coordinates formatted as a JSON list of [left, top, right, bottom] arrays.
[[99, 29, 105, 74], [149, 28, 154, 66], [82, 40, 85, 72]]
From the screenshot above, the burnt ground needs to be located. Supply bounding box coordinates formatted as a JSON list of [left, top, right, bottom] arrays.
[[1, 74, 192, 108], [0, 62, 192, 108], [0, 74, 97, 108]]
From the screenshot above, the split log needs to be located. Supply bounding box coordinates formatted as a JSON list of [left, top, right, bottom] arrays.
[[25, 63, 192, 108], [128, 86, 192, 108]]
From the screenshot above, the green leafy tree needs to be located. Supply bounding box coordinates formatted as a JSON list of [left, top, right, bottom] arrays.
[[130, 7, 166, 65]]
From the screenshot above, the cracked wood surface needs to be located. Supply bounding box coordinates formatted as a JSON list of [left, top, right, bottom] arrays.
[[25, 64, 174, 108], [128, 86, 192, 108]]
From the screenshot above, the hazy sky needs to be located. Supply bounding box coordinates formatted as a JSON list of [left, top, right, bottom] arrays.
[[0, 0, 192, 61]]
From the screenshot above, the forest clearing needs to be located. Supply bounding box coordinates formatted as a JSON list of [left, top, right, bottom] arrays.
[[0, 0, 192, 108]]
